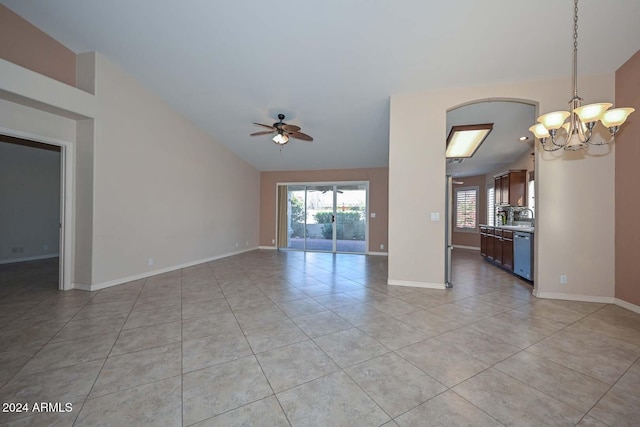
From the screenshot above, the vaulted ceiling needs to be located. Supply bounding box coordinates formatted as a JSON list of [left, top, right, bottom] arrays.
[[3, 0, 640, 171]]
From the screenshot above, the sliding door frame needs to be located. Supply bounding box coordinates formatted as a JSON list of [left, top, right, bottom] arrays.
[[276, 180, 369, 254]]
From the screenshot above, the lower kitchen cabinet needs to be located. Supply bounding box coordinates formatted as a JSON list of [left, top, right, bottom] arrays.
[[480, 226, 488, 257], [486, 228, 494, 260], [480, 226, 522, 277], [494, 229, 503, 266], [502, 230, 514, 271]]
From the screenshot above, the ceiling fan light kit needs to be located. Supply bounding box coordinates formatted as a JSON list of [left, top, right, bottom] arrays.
[[250, 113, 313, 147], [273, 133, 289, 145], [529, 0, 634, 152]]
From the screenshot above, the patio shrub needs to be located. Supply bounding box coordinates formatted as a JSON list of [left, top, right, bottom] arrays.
[[315, 211, 363, 239]]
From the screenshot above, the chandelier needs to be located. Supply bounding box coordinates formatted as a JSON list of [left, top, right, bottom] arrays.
[[529, 0, 634, 152]]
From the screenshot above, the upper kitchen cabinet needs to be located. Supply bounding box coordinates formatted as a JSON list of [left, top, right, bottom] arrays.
[[494, 170, 527, 206]]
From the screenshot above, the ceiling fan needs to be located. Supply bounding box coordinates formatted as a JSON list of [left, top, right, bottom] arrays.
[[251, 114, 313, 145]]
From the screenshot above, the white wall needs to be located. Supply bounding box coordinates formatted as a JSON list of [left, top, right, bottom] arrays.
[[389, 74, 616, 300], [0, 141, 60, 263], [0, 55, 261, 289]]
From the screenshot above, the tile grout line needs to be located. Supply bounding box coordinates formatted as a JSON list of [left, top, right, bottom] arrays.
[[70, 276, 148, 426]]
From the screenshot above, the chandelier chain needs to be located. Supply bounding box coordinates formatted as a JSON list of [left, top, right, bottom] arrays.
[[530, 0, 634, 150], [573, 0, 579, 97], [574, 0, 579, 52]]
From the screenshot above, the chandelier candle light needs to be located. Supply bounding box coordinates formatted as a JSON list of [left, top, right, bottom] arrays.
[[529, 0, 634, 152]]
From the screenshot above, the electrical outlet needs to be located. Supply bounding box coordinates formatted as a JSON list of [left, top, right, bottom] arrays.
[[43, 244, 49, 251], [430, 212, 440, 221], [370, 212, 376, 218], [560, 275, 568, 284], [380, 244, 384, 250], [272, 239, 275, 245], [148, 258, 154, 266], [245, 241, 249, 247], [235, 242, 239, 248]]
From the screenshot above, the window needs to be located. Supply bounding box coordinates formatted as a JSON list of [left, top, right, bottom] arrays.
[[487, 187, 495, 226], [454, 186, 478, 232]]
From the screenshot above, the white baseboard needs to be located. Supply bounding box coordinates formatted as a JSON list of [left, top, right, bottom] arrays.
[[388, 279, 446, 289], [367, 251, 388, 256], [615, 298, 640, 315], [453, 245, 480, 251], [73, 247, 259, 292], [72, 283, 92, 291], [0, 254, 59, 265], [258, 246, 277, 250], [531, 291, 640, 314], [532, 290, 615, 304]]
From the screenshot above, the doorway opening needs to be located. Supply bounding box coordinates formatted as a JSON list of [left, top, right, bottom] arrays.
[[0, 130, 72, 291], [444, 99, 537, 287], [276, 182, 368, 254]]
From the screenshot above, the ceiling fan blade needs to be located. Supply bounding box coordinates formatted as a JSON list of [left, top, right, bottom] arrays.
[[250, 130, 275, 136], [289, 131, 313, 141], [253, 122, 276, 130], [281, 124, 301, 132]]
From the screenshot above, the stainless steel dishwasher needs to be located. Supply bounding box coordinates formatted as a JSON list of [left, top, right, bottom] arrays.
[[514, 232, 533, 280]]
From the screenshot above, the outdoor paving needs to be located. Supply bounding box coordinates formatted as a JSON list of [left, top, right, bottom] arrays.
[[287, 238, 366, 253]]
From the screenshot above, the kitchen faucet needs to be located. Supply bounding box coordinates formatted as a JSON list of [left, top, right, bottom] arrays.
[[520, 208, 534, 227]]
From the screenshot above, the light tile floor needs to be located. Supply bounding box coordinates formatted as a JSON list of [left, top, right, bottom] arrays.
[[0, 249, 639, 426]]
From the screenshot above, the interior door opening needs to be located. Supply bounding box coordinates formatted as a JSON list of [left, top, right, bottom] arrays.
[[277, 182, 368, 254], [0, 132, 69, 291]]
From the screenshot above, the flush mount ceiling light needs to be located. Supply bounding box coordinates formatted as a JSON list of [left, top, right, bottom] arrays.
[[529, 0, 634, 152], [272, 132, 289, 145], [446, 123, 494, 158]]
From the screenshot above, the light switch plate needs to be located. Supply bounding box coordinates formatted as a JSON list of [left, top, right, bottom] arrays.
[[430, 212, 440, 221], [370, 213, 376, 218]]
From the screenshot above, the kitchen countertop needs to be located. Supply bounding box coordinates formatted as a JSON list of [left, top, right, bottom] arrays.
[[480, 224, 535, 233]]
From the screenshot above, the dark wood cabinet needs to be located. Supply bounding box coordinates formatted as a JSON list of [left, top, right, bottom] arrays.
[[494, 176, 502, 205], [494, 229, 503, 266], [480, 226, 488, 257], [494, 170, 527, 207], [502, 230, 514, 271], [480, 226, 520, 275], [486, 228, 494, 260]]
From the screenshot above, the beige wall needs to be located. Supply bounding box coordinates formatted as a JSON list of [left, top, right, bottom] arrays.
[[0, 5, 76, 87], [1, 17, 260, 289], [615, 50, 640, 307], [260, 168, 388, 253], [390, 74, 616, 298], [451, 175, 486, 248], [90, 54, 260, 284], [0, 139, 61, 263]]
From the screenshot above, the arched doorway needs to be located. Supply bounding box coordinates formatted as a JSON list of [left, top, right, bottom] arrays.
[[444, 98, 537, 289]]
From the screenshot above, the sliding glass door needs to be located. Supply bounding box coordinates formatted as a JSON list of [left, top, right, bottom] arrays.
[[335, 184, 367, 253], [279, 182, 367, 253]]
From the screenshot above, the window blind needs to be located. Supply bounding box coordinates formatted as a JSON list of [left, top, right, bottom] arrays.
[[487, 187, 495, 226], [455, 188, 477, 230]]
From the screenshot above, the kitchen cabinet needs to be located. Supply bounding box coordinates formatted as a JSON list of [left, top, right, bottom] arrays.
[[502, 230, 514, 271], [480, 226, 488, 257], [479, 225, 528, 279], [486, 227, 494, 260], [494, 170, 527, 206], [493, 229, 503, 266]]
